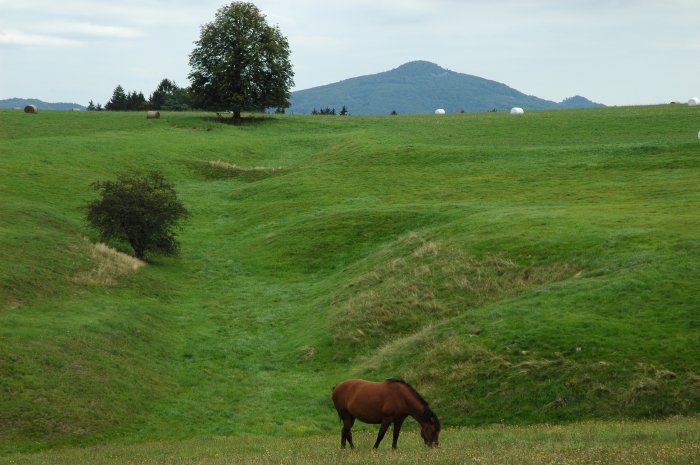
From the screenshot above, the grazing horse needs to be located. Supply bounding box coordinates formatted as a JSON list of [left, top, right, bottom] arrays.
[[331, 378, 442, 449]]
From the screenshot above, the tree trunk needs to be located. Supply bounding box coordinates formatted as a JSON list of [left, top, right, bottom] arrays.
[[233, 110, 242, 125]]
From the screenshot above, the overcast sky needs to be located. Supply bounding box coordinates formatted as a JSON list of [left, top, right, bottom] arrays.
[[1, 0, 698, 107]]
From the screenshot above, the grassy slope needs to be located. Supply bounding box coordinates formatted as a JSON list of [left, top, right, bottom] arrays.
[[0, 106, 698, 452]]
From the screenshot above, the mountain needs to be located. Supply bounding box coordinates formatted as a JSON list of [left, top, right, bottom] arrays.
[[290, 61, 604, 115], [0, 98, 86, 111]]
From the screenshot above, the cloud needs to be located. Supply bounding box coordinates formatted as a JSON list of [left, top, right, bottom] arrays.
[[0, 29, 82, 46], [41, 21, 144, 39]]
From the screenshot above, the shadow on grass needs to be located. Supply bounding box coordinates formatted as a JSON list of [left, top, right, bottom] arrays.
[[205, 113, 279, 126]]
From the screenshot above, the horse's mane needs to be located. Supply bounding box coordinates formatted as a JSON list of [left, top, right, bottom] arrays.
[[386, 378, 441, 429], [385, 378, 429, 407]]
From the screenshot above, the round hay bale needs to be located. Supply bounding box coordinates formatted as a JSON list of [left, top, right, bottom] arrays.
[[24, 105, 38, 114], [510, 107, 524, 115], [688, 97, 700, 106], [146, 111, 160, 119], [434, 108, 446, 115]]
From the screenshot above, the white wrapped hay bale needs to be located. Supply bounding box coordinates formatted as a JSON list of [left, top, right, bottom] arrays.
[[434, 109, 445, 115], [510, 107, 524, 115], [146, 111, 161, 119], [688, 97, 700, 106]]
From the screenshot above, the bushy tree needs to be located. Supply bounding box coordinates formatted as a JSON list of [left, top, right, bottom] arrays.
[[188, 2, 294, 124], [150, 79, 176, 109], [86, 172, 189, 259], [150, 79, 191, 111]]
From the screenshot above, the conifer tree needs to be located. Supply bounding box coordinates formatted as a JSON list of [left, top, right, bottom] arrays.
[[105, 85, 127, 111]]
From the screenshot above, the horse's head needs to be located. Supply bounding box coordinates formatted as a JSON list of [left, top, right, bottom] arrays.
[[420, 414, 442, 447]]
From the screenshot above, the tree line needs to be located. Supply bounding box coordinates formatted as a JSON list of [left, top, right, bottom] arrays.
[[311, 105, 349, 116], [88, 79, 192, 112]]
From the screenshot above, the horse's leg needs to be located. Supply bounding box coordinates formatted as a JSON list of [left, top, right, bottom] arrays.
[[340, 413, 355, 449], [345, 416, 355, 449], [373, 418, 393, 449], [391, 417, 406, 449]]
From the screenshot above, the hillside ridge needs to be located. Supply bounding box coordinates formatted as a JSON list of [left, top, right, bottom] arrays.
[[290, 60, 604, 115], [0, 97, 86, 111]]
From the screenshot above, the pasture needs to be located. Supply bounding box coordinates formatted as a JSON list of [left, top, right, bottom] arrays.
[[0, 105, 699, 457], [1, 418, 698, 464]]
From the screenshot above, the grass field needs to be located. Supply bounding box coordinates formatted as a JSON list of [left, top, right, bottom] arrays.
[[0, 105, 699, 455], [2, 417, 698, 465]]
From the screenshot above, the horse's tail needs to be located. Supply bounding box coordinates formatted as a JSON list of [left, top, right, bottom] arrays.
[[331, 384, 343, 422]]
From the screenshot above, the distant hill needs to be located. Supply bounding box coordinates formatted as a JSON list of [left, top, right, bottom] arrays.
[[0, 98, 86, 111], [290, 61, 604, 115]]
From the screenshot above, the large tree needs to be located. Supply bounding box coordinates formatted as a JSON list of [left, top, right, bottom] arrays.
[[188, 2, 294, 124]]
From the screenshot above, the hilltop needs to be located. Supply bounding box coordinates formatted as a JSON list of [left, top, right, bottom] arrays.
[[0, 98, 86, 111], [289, 61, 604, 115]]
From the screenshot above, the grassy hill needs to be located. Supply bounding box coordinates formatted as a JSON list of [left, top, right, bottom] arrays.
[[0, 106, 698, 452], [289, 61, 604, 115], [0, 98, 86, 111]]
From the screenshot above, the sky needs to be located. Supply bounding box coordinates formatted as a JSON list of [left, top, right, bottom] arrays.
[[1, 0, 699, 107]]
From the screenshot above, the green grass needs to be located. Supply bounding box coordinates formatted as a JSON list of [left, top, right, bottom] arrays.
[[0, 106, 699, 453], [1, 417, 697, 464]]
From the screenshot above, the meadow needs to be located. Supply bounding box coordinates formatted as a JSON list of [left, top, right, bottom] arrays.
[[0, 105, 698, 459], [2, 417, 698, 465]]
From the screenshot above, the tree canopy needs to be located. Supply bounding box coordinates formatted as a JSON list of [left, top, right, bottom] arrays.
[[149, 79, 191, 111], [188, 1, 294, 124]]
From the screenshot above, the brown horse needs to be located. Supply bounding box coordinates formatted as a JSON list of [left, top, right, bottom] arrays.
[[331, 378, 441, 449]]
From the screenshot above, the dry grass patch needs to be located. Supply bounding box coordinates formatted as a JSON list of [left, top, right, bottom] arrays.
[[73, 242, 144, 286], [330, 232, 578, 350], [207, 160, 282, 174], [188, 159, 284, 181]]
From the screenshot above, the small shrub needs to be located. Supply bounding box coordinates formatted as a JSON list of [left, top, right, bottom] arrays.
[[86, 171, 189, 259]]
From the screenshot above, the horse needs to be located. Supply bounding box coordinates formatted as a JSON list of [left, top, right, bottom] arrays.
[[331, 378, 442, 449]]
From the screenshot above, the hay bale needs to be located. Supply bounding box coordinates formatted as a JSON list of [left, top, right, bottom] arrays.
[[146, 111, 160, 119], [434, 109, 446, 115], [688, 97, 700, 106], [23, 105, 38, 114], [510, 107, 524, 115]]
